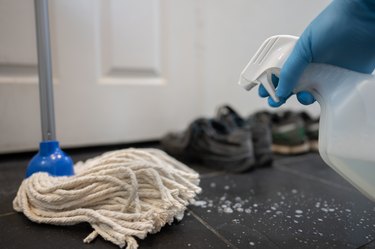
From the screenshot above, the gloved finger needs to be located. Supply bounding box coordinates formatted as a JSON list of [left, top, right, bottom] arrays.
[[258, 74, 279, 98], [276, 37, 311, 99], [268, 96, 286, 108], [271, 74, 279, 85], [296, 91, 316, 105], [258, 84, 269, 97], [268, 90, 293, 107]]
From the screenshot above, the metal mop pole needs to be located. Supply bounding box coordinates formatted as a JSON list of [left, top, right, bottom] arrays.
[[26, 0, 74, 177], [34, 0, 55, 141]]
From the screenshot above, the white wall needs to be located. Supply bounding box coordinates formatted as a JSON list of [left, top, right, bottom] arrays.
[[198, 0, 330, 118], [0, 0, 330, 152]]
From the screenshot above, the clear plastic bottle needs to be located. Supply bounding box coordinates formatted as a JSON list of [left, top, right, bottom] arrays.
[[239, 35, 375, 201], [297, 64, 375, 201]]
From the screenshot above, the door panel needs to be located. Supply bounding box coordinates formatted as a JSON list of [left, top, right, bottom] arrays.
[[0, 0, 202, 153]]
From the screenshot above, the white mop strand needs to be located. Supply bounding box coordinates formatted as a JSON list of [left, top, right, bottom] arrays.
[[13, 148, 201, 249]]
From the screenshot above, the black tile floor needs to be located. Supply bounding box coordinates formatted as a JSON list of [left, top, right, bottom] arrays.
[[0, 143, 374, 249]]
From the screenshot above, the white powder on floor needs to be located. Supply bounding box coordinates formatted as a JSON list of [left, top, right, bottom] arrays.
[[223, 207, 233, 213], [192, 200, 207, 207], [190, 186, 374, 245]]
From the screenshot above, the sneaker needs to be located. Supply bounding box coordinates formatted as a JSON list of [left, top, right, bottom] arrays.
[[247, 111, 273, 167], [300, 111, 319, 152], [216, 105, 273, 167], [271, 111, 310, 155], [215, 105, 248, 131], [161, 117, 256, 172]]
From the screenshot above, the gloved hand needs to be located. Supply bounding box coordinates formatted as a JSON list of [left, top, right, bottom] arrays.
[[259, 0, 375, 107]]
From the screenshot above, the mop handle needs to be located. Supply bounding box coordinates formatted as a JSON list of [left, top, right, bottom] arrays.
[[34, 0, 56, 141]]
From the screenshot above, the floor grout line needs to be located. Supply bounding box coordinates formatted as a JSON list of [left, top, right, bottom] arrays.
[[188, 209, 238, 249], [356, 238, 375, 249], [188, 209, 281, 249], [0, 211, 16, 218], [274, 162, 356, 192]]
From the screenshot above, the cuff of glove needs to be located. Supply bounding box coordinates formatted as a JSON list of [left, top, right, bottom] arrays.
[[356, 0, 375, 13]]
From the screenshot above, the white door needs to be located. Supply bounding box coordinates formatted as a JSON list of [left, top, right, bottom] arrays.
[[0, 0, 203, 153]]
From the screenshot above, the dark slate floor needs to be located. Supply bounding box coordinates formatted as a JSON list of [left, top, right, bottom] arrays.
[[0, 142, 374, 249]]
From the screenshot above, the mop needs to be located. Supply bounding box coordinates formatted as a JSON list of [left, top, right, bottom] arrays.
[[13, 1, 201, 248], [13, 148, 201, 249]]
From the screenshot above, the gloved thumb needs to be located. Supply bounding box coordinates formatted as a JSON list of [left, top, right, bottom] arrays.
[[276, 36, 312, 99]]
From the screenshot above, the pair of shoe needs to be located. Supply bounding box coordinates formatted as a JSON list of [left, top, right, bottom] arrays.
[[216, 106, 273, 168], [161, 105, 273, 173], [271, 111, 319, 155]]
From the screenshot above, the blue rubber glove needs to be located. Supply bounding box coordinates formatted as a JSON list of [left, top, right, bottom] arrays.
[[259, 0, 375, 107]]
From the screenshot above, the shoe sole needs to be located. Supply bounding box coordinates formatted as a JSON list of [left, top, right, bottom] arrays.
[[272, 142, 310, 155]]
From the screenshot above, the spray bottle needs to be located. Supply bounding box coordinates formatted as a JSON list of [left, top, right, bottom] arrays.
[[239, 35, 375, 201]]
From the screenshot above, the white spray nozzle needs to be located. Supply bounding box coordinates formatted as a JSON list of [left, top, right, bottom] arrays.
[[239, 35, 299, 102]]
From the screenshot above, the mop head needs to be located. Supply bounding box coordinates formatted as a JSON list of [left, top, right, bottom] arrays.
[[13, 148, 201, 249]]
